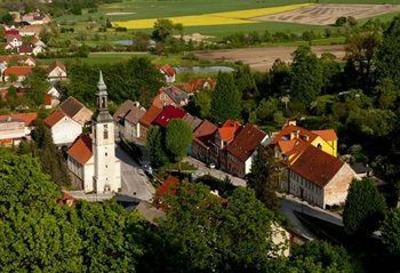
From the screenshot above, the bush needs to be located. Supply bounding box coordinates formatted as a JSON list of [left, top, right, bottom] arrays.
[[336, 16, 347, 27]]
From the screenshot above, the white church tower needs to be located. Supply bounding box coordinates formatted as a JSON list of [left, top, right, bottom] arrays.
[[92, 71, 121, 193]]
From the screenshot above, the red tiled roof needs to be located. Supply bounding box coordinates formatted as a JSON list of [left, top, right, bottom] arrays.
[[19, 44, 33, 53], [139, 105, 162, 127], [44, 94, 52, 105], [67, 134, 93, 165], [0, 112, 37, 126], [153, 105, 186, 127], [193, 120, 218, 148], [226, 123, 266, 162], [159, 64, 176, 77], [218, 119, 241, 143], [5, 29, 19, 35], [5, 33, 21, 42], [156, 176, 179, 198], [3, 66, 32, 76], [43, 110, 66, 128], [312, 129, 338, 142], [290, 144, 344, 187]]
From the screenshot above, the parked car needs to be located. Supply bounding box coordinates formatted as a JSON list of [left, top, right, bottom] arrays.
[[209, 163, 216, 169]]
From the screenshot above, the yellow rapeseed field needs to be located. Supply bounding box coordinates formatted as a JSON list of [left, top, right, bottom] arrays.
[[113, 3, 313, 29]]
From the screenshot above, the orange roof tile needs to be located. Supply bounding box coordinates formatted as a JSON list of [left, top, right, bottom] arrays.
[[193, 120, 218, 148], [0, 112, 37, 126], [43, 110, 66, 128], [218, 119, 241, 142], [159, 64, 176, 77], [290, 144, 344, 187], [67, 134, 93, 165], [312, 129, 338, 142], [139, 105, 162, 127], [3, 66, 32, 76]]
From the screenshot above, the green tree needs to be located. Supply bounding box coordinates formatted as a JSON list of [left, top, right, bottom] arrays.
[[290, 241, 356, 273], [376, 16, 400, 86], [375, 78, 399, 109], [382, 209, 400, 256], [234, 64, 258, 99], [290, 46, 323, 104], [343, 178, 387, 237], [24, 67, 50, 106], [155, 183, 279, 273], [0, 206, 83, 273], [74, 201, 144, 273], [248, 145, 281, 211], [166, 119, 192, 162], [146, 125, 168, 168], [0, 148, 59, 212], [152, 18, 176, 42], [32, 121, 71, 187], [210, 72, 242, 123]]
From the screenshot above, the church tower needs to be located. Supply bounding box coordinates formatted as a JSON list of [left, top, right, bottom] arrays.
[[92, 71, 121, 193]]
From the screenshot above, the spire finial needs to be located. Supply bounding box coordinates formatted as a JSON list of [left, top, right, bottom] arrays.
[[97, 70, 107, 91]]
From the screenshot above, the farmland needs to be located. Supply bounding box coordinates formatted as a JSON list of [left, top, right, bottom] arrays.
[[112, 3, 313, 29]]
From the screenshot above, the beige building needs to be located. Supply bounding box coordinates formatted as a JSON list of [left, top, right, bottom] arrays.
[[284, 144, 357, 208], [0, 113, 37, 145]]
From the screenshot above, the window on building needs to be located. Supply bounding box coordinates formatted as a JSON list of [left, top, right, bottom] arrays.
[[104, 125, 108, 139], [105, 152, 108, 156], [317, 143, 322, 149]]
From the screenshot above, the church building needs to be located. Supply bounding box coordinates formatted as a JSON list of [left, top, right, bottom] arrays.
[[67, 71, 121, 193]]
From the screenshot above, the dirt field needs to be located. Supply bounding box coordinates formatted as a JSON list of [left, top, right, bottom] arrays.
[[195, 45, 346, 71], [255, 4, 400, 25]]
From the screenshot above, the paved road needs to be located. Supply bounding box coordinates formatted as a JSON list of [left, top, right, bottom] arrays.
[[185, 157, 247, 187], [116, 145, 155, 202]]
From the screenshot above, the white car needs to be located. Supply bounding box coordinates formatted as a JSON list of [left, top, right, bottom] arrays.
[[209, 163, 216, 169]]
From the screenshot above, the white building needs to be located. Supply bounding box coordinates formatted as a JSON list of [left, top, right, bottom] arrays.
[[67, 72, 121, 194], [0, 112, 37, 145], [48, 61, 67, 82], [44, 110, 82, 146]]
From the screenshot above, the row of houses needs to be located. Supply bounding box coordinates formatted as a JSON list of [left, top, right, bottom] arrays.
[[3, 25, 46, 56]]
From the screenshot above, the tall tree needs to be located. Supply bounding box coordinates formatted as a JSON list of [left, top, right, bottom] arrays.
[[382, 209, 400, 256], [234, 64, 258, 99], [248, 145, 280, 211], [290, 45, 323, 104], [146, 125, 168, 168], [343, 178, 387, 237], [345, 31, 380, 91], [376, 16, 400, 86], [32, 120, 71, 187], [165, 119, 192, 162], [210, 72, 242, 123]]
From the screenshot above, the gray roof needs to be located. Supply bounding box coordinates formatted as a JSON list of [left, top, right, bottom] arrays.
[[183, 113, 203, 131], [163, 86, 189, 105], [113, 100, 146, 125]]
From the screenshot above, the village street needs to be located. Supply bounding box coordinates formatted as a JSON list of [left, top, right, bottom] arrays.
[[185, 157, 247, 187], [116, 145, 155, 202]]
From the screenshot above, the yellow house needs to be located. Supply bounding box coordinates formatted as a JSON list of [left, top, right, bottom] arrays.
[[270, 121, 338, 164]]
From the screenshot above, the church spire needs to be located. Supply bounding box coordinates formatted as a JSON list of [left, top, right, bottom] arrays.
[[95, 70, 113, 122]]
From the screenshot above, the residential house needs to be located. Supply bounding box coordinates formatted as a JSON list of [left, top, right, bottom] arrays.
[[152, 86, 190, 108], [182, 113, 202, 131], [21, 12, 51, 25], [44, 110, 82, 146], [191, 120, 218, 164], [270, 121, 338, 162], [113, 100, 146, 141], [138, 105, 162, 139], [159, 64, 176, 83], [59, 96, 93, 126], [5, 33, 23, 50], [270, 121, 357, 208], [0, 55, 36, 67], [152, 105, 187, 128], [224, 124, 268, 177], [2, 66, 32, 82], [178, 78, 216, 94], [0, 112, 37, 145], [286, 144, 357, 208], [47, 61, 67, 82]]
